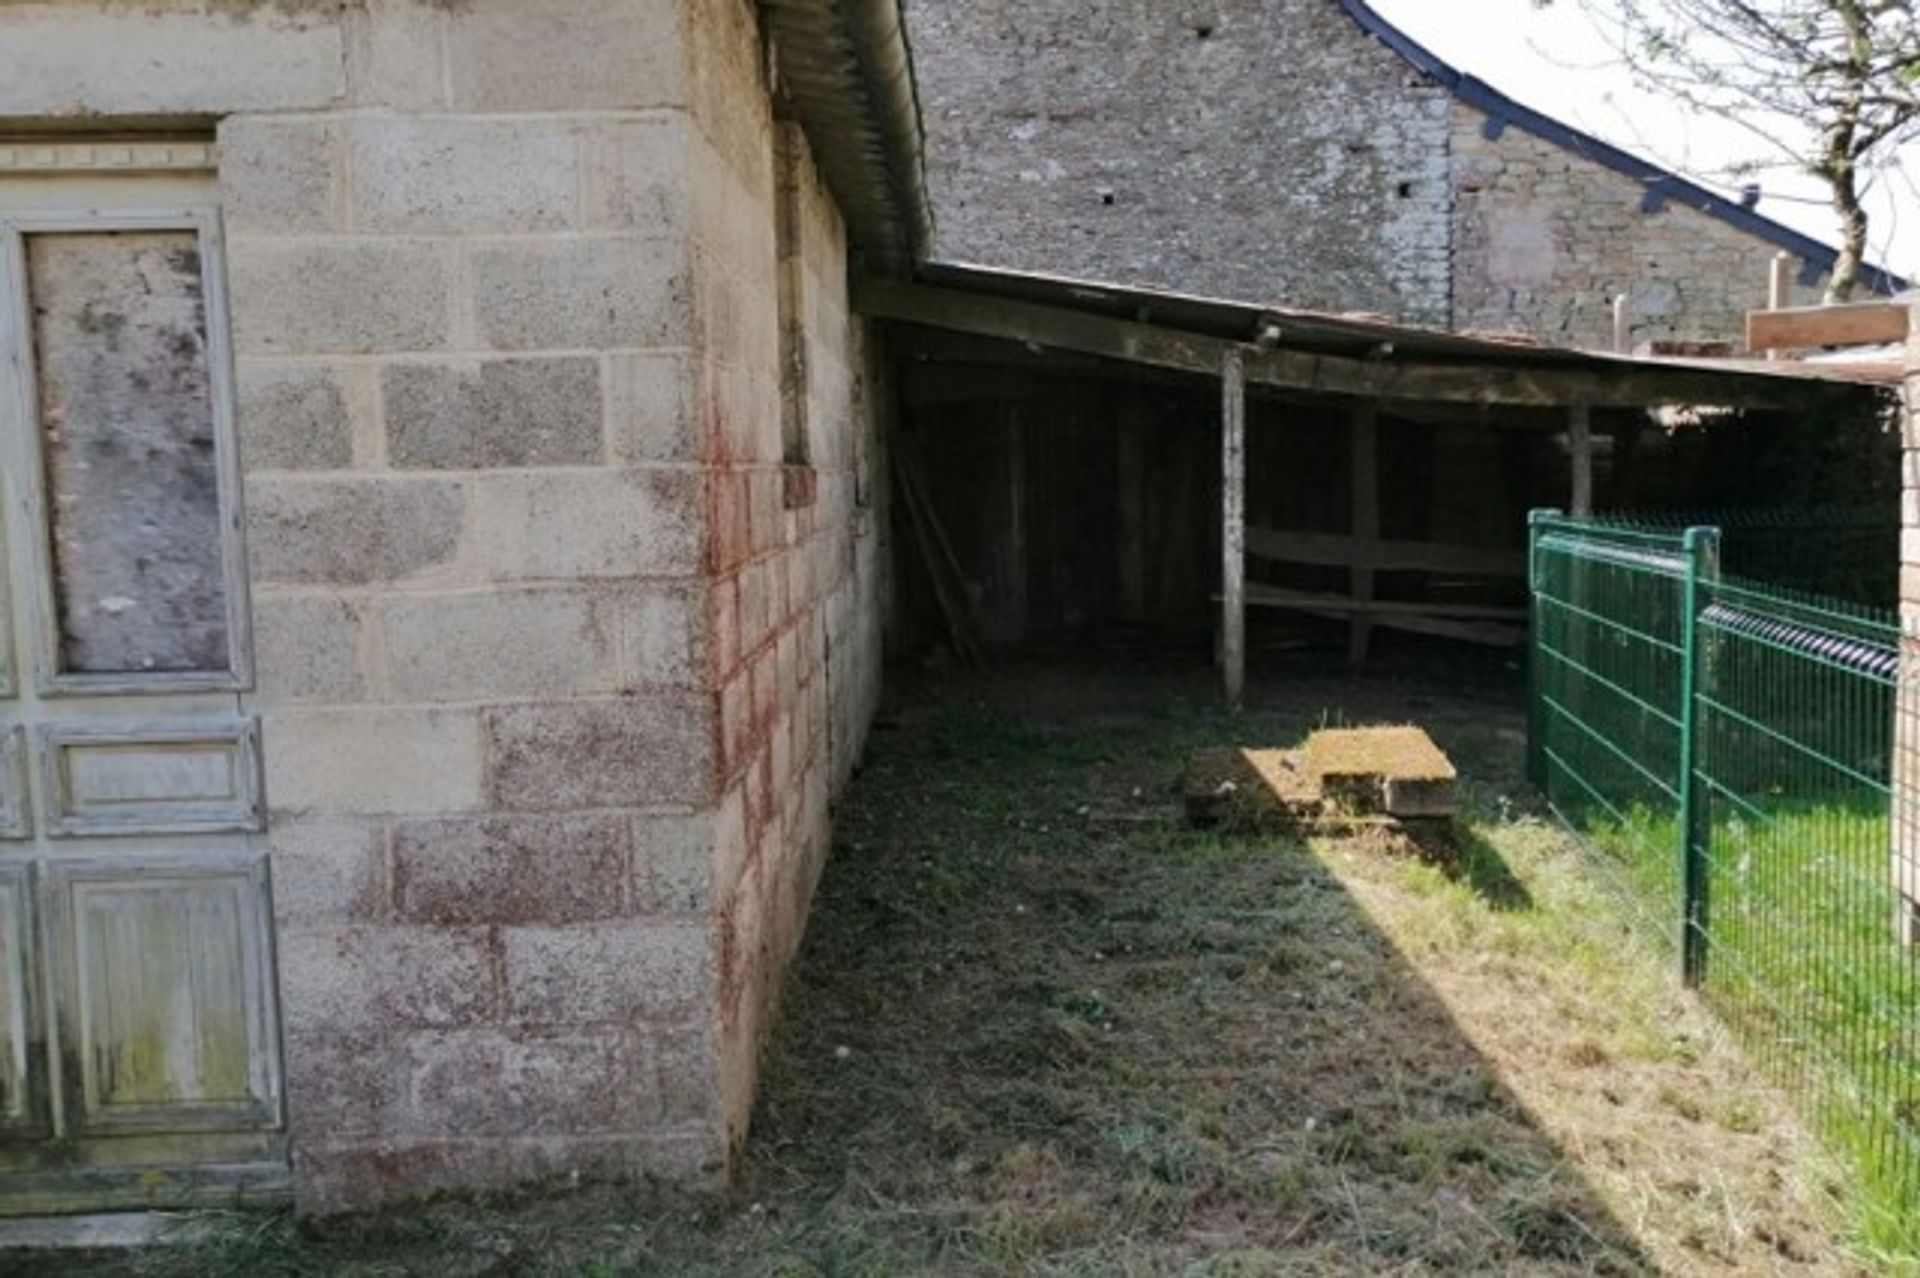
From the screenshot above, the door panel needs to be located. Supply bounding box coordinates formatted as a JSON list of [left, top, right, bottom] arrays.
[[23, 230, 231, 680], [0, 158, 285, 1211], [47, 859, 278, 1136], [0, 866, 45, 1138], [40, 722, 263, 838], [0, 730, 26, 840]]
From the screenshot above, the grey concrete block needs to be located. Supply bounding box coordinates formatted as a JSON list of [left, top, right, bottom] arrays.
[[382, 587, 618, 701], [219, 117, 340, 235], [392, 813, 630, 926], [0, 6, 344, 116], [348, 118, 581, 233], [277, 923, 498, 1033], [445, 0, 685, 112], [252, 595, 365, 703], [247, 477, 465, 587], [237, 363, 354, 472], [473, 468, 702, 582], [267, 815, 386, 927], [402, 1027, 659, 1137], [484, 695, 716, 810], [502, 919, 709, 1024], [263, 706, 484, 816], [470, 238, 691, 351], [384, 357, 603, 470], [229, 241, 450, 356]]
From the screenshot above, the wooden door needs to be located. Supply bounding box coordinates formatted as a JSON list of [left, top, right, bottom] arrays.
[[0, 157, 287, 1213]]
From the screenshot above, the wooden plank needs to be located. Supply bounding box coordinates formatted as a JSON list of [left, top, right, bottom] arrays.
[[1348, 403, 1378, 672], [1221, 347, 1247, 712], [1243, 584, 1526, 622], [855, 279, 1851, 410], [1568, 403, 1593, 517], [1746, 301, 1910, 352], [1233, 588, 1525, 648], [1244, 527, 1524, 577]]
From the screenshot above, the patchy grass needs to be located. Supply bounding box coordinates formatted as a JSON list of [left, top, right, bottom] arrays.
[[1573, 799, 1920, 1261], [34, 664, 1880, 1276]]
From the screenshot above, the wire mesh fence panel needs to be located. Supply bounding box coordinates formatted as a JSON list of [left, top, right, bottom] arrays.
[[1528, 511, 1918, 1236]]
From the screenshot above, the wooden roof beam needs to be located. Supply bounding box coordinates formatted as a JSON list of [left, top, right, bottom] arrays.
[[856, 279, 1854, 411]]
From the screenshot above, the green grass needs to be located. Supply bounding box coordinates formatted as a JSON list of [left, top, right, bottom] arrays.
[[1570, 796, 1920, 1260]]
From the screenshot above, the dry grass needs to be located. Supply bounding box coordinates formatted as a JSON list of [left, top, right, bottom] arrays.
[[33, 659, 1884, 1277]]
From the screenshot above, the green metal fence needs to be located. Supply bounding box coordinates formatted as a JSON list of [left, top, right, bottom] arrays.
[[1528, 510, 1918, 1240]]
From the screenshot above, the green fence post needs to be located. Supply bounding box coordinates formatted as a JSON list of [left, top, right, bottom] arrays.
[[1678, 524, 1721, 987], [1526, 508, 1561, 791]]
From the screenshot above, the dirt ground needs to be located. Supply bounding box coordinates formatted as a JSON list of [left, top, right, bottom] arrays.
[[34, 652, 1888, 1276]]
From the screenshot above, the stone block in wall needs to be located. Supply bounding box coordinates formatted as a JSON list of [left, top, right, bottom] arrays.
[[218, 118, 341, 236], [252, 596, 366, 705], [282, 1027, 400, 1143], [382, 587, 619, 702], [607, 350, 700, 463], [484, 695, 716, 810], [384, 358, 603, 470], [585, 117, 692, 236], [248, 477, 466, 588], [347, 119, 583, 234], [470, 238, 691, 352], [473, 469, 702, 582], [236, 363, 356, 473], [229, 241, 451, 356], [445, 0, 685, 112], [502, 919, 710, 1024], [267, 815, 386, 926], [0, 6, 343, 116], [277, 923, 499, 1034], [401, 1027, 659, 1137], [264, 706, 484, 816], [345, 0, 449, 110], [393, 814, 631, 926], [634, 811, 717, 914], [618, 582, 709, 689]]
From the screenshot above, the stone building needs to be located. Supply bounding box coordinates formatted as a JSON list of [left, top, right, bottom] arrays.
[[906, 0, 1905, 348], [0, 0, 924, 1218]]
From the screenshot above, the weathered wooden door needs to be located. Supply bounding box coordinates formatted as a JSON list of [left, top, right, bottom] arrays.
[[0, 156, 287, 1213]]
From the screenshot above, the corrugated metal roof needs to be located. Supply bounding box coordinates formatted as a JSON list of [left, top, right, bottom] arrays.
[[914, 259, 1902, 390], [761, 0, 933, 273]]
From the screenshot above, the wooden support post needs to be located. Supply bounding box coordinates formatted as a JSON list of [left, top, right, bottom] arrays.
[[1221, 347, 1247, 712], [1348, 402, 1380, 673], [1768, 253, 1794, 361], [1116, 398, 1148, 622], [1612, 294, 1630, 355], [1568, 403, 1593, 518]]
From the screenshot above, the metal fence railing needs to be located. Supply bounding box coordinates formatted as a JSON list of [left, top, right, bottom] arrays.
[[1527, 510, 1918, 1244]]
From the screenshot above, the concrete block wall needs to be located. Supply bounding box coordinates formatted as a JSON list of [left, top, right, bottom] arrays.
[[682, 0, 884, 1153], [1450, 106, 1832, 349], [0, 0, 882, 1215]]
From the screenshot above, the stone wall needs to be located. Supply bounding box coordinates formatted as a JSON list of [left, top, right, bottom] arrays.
[[1450, 105, 1832, 349], [905, 0, 1454, 323], [0, 0, 881, 1215], [905, 0, 1859, 344]]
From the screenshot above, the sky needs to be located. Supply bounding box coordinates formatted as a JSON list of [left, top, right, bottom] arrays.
[[1367, 0, 1920, 282]]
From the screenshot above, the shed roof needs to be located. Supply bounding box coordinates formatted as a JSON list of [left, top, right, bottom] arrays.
[[862, 261, 1899, 409]]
